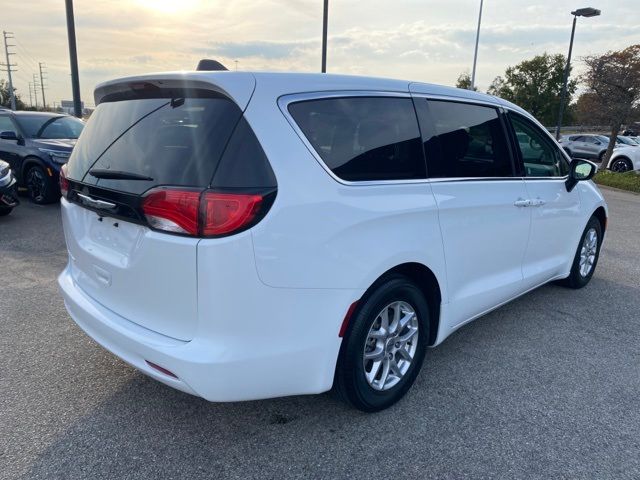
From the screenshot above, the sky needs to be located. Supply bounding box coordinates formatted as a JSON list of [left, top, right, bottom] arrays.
[[2, 0, 639, 108]]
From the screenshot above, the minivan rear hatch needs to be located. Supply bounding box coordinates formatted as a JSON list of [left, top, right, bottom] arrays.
[[61, 76, 255, 340]]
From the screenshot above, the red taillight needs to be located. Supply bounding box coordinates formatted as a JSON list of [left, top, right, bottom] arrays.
[[201, 192, 263, 236], [141, 188, 266, 237], [142, 188, 201, 235], [59, 165, 69, 198]]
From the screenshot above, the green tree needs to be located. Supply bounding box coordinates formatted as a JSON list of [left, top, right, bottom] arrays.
[[487, 75, 506, 97], [486, 53, 576, 126], [574, 92, 608, 126], [582, 45, 640, 164], [455, 71, 477, 91], [0, 79, 26, 110]]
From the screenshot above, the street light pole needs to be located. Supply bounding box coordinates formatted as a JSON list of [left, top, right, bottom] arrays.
[[470, 0, 483, 91], [555, 7, 601, 140], [321, 0, 328, 73], [65, 0, 82, 118], [555, 15, 577, 140]]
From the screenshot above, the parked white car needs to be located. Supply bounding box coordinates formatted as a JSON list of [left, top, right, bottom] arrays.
[[606, 145, 640, 172], [58, 68, 608, 411]]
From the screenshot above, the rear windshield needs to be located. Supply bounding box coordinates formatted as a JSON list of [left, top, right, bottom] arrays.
[[66, 95, 243, 195]]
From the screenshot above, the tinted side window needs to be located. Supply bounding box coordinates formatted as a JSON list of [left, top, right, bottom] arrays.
[[425, 100, 513, 178], [583, 136, 598, 144], [288, 97, 425, 181], [0, 116, 14, 133], [509, 113, 569, 177]]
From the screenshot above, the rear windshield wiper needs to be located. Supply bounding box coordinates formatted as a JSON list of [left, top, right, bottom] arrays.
[[89, 169, 153, 181]]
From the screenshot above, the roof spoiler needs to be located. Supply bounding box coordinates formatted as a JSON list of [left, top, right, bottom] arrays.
[[196, 59, 228, 71]]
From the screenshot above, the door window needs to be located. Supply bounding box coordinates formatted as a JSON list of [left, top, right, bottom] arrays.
[[509, 113, 569, 177], [422, 100, 513, 178], [0, 116, 15, 134], [288, 97, 426, 181]]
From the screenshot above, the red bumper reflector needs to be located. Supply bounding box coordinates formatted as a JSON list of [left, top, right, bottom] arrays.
[[339, 301, 359, 337], [145, 360, 178, 379]]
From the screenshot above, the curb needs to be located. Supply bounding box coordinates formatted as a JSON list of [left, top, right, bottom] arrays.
[[595, 184, 640, 196]]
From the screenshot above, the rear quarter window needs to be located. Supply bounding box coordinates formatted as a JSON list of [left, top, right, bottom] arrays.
[[287, 96, 426, 182]]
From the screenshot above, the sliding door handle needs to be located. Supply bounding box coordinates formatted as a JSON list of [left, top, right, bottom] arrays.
[[514, 199, 531, 207]]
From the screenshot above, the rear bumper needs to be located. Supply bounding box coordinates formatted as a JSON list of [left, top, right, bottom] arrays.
[[58, 264, 362, 402]]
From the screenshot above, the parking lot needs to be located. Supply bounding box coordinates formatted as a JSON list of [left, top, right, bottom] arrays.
[[1, 187, 639, 480]]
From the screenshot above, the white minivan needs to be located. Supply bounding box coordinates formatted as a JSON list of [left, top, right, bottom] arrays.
[[58, 68, 607, 411]]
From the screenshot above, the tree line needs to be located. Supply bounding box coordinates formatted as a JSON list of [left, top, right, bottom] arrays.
[[456, 45, 640, 154]]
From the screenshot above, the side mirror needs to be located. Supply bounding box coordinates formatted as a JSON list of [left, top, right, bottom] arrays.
[[566, 159, 597, 192], [0, 130, 18, 141]]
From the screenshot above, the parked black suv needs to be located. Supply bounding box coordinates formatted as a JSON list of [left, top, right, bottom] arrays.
[[0, 111, 84, 203]]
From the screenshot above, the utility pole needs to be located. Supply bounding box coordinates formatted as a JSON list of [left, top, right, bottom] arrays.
[[321, 0, 328, 73], [38, 62, 47, 109], [28, 81, 33, 107], [33, 73, 39, 109], [65, 0, 82, 118], [1, 31, 17, 110], [470, 0, 484, 91]]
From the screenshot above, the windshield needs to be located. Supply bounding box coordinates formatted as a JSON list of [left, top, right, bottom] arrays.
[[618, 136, 638, 145], [15, 115, 84, 139]]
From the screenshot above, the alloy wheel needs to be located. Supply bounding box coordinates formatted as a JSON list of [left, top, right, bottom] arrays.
[[579, 227, 598, 277], [27, 168, 46, 203], [362, 301, 419, 391], [611, 159, 631, 173]]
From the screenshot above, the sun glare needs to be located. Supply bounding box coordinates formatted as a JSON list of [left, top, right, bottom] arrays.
[[135, 0, 200, 15]]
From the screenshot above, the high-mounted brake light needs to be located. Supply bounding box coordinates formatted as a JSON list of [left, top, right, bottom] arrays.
[[59, 165, 69, 198], [141, 188, 267, 237]]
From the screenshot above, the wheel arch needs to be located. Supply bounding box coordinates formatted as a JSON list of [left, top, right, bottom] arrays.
[[357, 262, 442, 347], [593, 206, 607, 234]]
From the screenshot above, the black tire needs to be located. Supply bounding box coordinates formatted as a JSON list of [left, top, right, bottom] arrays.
[[557, 216, 602, 289], [25, 165, 58, 204], [334, 274, 429, 412], [610, 157, 633, 173], [0, 206, 13, 216]]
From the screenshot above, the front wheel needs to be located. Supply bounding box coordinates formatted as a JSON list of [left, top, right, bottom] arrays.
[[558, 216, 602, 289], [610, 158, 633, 173], [334, 275, 429, 412], [26, 165, 58, 204]]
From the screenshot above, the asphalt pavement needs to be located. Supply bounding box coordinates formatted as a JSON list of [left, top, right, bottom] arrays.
[[1, 188, 639, 480]]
